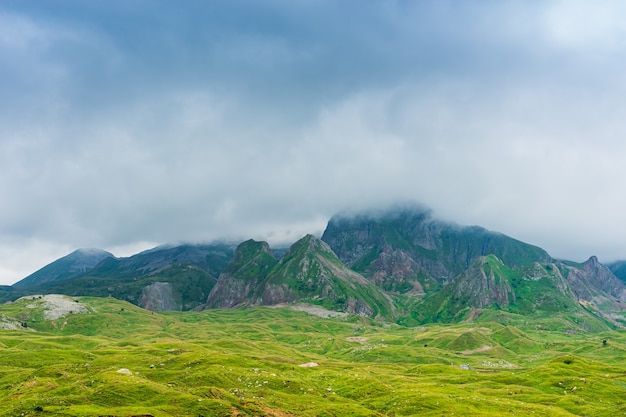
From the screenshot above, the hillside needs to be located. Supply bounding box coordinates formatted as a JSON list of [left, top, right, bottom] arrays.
[[258, 234, 396, 318], [205, 239, 279, 309], [414, 255, 612, 331], [1, 295, 626, 416], [321, 207, 626, 326], [206, 236, 395, 319]]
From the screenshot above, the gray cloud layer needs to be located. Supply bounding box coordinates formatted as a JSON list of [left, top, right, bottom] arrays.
[[2, 0, 626, 283]]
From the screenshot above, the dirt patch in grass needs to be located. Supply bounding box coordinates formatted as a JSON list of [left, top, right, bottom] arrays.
[[290, 303, 349, 319], [23, 294, 89, 320], [461, 345, 492, 355], [346, 337, 368, 344]]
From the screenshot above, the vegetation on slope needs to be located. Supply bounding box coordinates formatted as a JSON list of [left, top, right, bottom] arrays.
[[261, 235, 396, 319], [7, 244, 236, 311], [0, 295, 625, 416], [321, 208, 553, 299]]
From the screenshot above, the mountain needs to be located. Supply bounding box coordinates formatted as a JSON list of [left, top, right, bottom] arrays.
[[205, 239, 278, 309], [321, 206, 551, 295], [322, 206, 626, 326], [608, 260, 626, 283], [416, 255, 587, 323], [563, 256, 626, 308], [206, 235, 396, 318], [11, 243, 236, 311], [259, 234, 395, 318], [85, 243, 233, 280], [13, 248, 114, 288], [10, 204, 626, 326]]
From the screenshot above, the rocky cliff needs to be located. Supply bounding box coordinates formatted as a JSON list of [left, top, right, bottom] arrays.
[[321, 207, 551, 295], [139, 282, 181, 311], [205, 240, 278, 308], [204, 235, 396, 319]]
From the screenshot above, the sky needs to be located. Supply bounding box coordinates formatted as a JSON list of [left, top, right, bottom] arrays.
[[2, 0, 626, 284]]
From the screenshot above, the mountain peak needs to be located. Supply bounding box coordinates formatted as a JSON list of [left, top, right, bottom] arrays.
[[205, 239, 278, 309], [13, 248, 114, 288], [585, 255, 599, 268], [288, 234, 334, 257], [259, 234, 395, 318], [73, 248, 113, 256]]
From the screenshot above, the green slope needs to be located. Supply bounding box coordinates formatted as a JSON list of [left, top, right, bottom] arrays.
[[261, 235, 396, 319], [13, 249, 114, 288], [414, 255, 613, 331], [1, 295, 626, 416]]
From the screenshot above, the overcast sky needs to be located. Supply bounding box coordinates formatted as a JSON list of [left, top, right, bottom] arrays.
[[2, 1, 626, 284]]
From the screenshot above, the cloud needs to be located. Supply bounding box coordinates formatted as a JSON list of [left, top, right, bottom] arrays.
[[543, 0, 626, 51], [3, 1, 626, 283]]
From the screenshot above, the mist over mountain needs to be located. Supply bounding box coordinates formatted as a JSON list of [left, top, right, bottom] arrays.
[[14, 248, 114, 288], [321, 207, 551, 291], [6, 205, 626, 328]]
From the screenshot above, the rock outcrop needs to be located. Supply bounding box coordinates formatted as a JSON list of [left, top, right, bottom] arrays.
[[139, 282, 180, 311], [451, 255, 516, 309], [206, 240, 277, 309]]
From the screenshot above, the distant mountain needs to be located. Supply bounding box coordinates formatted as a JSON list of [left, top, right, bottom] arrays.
[[11, 243, 236, 311], [10, 204, 626, 327], [13, 248, 114, 288], [608, 260, 626, 283], [321, 206, 626, 327], [416, 255, 585, 323], [86, 243, 233, 280], [259, 234, 395, 318], [564, 256, 626, 307]]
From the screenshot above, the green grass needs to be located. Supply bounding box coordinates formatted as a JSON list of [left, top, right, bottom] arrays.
[[1, 295, 626, 416]]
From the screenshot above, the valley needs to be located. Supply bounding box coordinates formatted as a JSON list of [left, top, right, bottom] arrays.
[[0, 295, 625, 416]]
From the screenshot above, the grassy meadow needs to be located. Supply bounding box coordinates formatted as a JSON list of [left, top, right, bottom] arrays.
[[0, 296, 625, 416]]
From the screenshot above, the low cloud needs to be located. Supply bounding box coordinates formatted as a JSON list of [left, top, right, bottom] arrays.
[[2, 2, 626, 283]]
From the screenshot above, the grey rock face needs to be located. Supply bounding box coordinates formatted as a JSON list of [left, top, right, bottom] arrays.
[[451, 257, 515, 308], [205, 240, 277, 309], [564, 256, 626, 303], [139, 282, 180, 311], [321, 208, 551, 292], [206, 275, 252, 308]]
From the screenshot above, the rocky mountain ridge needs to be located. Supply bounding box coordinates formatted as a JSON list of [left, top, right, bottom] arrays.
[[321, 207, 551, 291], [206, 236, 394, 318], [6, 206, 626, 327], [321, 208, 626, 326]]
